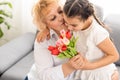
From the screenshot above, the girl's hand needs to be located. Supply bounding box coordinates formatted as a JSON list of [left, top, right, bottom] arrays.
[[68, 53, 94, 70], [36, 28, 50, 42], [68, 54, 85, 70], [111, 70, 119, 80]]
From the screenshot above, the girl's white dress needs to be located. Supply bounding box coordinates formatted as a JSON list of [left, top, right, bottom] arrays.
[[74, 19, 117, 80]]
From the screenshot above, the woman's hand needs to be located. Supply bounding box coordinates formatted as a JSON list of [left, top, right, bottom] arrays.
[[36, 28, 50, 42]]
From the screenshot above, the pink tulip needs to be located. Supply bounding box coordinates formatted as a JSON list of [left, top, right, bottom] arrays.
[[56, 39, 64, 47], [62, 37, 70, 45]]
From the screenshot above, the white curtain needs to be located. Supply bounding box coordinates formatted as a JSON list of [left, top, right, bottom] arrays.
[[21, 0, 37, 34]]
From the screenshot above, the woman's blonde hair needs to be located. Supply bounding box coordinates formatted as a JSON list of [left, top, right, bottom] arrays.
[[32, 0, 58, 31]]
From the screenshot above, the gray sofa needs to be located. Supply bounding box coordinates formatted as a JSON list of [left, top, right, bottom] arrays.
[[104, 14, 120, 66], [0, 5, 120, 80], [0, 32, 36, 80]]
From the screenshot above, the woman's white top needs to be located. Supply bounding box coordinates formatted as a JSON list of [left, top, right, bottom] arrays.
[[27, 30, 75, 80], [74, 19, 117, 80]]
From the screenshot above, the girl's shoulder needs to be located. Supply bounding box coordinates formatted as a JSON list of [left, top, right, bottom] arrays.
[[92, 20, 109, 35], [91, 20, 110, 45]]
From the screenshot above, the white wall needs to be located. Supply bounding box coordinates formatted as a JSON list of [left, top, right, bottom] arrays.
[[21, 0, 37, 34]]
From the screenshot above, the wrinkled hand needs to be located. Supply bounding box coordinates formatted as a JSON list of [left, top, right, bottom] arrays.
[[36, 28, 50, 42]]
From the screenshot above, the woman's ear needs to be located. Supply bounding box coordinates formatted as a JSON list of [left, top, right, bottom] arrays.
[[36, 19, 47, 32]]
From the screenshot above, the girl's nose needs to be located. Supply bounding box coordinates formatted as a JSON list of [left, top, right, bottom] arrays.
[[65, 23, 73, 30], [68, 26, 73, 31]]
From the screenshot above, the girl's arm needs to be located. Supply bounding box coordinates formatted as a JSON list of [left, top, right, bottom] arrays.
[[91, 37, 119, 69], [79, 37, 119, 70], [36, 28, 50, 42]]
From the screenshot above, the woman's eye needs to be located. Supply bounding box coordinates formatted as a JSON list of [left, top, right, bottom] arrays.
[[59, 10, 63, 14], [51, 16, 56, 21]]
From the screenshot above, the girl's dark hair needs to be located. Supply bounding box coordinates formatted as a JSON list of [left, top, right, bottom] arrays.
[[63, 0, 110, 31]]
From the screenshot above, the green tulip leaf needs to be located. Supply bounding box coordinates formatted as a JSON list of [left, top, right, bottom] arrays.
[[0, 16, 4, 24], [0, 27, 3, 38]]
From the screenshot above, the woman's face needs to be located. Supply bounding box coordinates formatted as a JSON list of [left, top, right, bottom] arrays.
[[44, 2, 66, 32]]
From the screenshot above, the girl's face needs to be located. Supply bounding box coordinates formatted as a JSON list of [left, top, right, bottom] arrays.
[[44, 2, 66, 32], [63, 14, 92, 31]]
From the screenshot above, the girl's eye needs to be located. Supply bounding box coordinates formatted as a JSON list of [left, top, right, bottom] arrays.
[[71, 24, 77, 27]]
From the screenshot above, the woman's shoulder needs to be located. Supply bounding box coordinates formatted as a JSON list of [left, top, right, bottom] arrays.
[[34, 36, 56, 48], [34, 39, 50, 48]]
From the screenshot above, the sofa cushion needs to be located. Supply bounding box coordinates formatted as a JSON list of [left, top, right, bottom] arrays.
[[104, 14, 120, 66], [0, 32, 35, 75], [0, 51, 34, 80]]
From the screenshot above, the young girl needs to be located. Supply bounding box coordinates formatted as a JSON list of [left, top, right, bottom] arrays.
[[37, 0, 119, 80], [63, 0, 119, 80]]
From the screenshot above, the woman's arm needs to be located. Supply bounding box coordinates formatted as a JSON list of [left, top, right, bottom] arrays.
[[62, 62, 75, 77], [34, 40, 76, 80]]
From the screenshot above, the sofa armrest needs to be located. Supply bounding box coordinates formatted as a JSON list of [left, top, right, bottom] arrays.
[[0, 32, 36, 76]]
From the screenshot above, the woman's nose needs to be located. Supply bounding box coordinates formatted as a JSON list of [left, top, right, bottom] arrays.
[[58, 15, 63, 22]]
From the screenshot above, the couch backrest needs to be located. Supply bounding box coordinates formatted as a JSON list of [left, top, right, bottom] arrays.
[[94, 4, 104, 21], [104, 14, 120, 66], [0, 32, 36, 76]]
